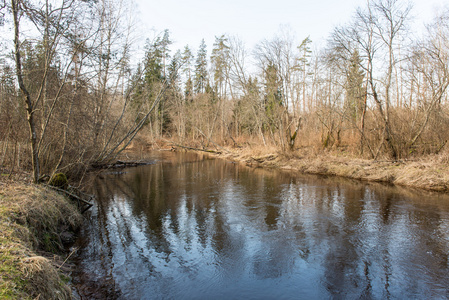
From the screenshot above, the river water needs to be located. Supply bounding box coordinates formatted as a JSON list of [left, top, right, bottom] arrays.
[[72, 151, 449, 299]]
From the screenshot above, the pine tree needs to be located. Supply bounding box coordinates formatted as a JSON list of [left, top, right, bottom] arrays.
[[168, 50, 181, 87], [194, 39, 208, 94], [345, 49, 365, 122], [181, 45, 194, 100], [264, 62, 283, 127], [144, 38, 164, 85], [143, 30, 172, 85], [264, 62, 283, 108], [297, 36, 312, 112], [160, 29, 172, 78], [210, 35, 230, 97]]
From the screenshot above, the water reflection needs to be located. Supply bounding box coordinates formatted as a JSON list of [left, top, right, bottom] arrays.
[[74, 152, 449, 299]]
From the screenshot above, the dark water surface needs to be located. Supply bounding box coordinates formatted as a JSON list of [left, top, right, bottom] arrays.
[[73, 151, 449, 299]]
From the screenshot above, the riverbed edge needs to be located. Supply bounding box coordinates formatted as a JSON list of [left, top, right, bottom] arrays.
[[191, 147, 449, 193]]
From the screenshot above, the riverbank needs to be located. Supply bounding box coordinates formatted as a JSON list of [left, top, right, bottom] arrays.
[[0, 181, 82, 299], [165, 144, 449, 193]]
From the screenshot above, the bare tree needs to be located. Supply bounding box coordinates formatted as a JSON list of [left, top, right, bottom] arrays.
[[330, 0, 411, 159], [405, 9, 449, 151], [10, 0, 79, 182]]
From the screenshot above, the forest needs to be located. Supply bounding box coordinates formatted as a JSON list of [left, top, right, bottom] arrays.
[[1, 0, 449, 184]]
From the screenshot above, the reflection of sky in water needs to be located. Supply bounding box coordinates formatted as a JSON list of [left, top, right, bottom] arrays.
[[75, 152, 449, 299]]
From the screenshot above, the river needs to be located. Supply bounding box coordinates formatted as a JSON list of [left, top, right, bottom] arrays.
[[72, 151, 449, 299]]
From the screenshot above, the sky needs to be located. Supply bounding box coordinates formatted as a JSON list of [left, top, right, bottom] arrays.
[[134, 0, 449, 53]]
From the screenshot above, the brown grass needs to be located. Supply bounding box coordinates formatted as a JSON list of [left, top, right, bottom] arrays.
[[199, 145, 449, 193], [0, 182, 82, 299], [126, 135, 449, 193]]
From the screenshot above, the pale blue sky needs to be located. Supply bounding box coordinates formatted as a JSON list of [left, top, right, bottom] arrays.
[[135, 0, 448, 52]]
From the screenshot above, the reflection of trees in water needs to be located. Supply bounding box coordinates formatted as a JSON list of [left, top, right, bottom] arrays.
[[319, 184, 371, 298], [74, 177, 129, 298], [78, 153, 449, 298]]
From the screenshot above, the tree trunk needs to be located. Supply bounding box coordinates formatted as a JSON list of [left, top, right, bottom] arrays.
[[12, 0, 40, 183]]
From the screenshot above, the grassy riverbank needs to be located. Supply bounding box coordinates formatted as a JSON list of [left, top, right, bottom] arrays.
[[0, 182, 82, 299], [139, 139, 449, 193], [204, 146, 449, 192]]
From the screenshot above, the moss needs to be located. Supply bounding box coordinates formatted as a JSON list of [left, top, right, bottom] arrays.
[[42, 232, 59, 253], [49, 173, 68, 189], [0, 222, 31, 299]]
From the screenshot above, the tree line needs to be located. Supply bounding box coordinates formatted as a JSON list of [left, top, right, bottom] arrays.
[[1, 0, 449, 183]]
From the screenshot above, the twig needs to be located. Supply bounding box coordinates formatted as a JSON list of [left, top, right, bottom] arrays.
[[44, 185, 93, 210], [58, 247, 79, 270]]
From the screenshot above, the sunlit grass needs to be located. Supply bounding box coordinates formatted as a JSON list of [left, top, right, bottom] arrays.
[[209, 145, 449, 192]]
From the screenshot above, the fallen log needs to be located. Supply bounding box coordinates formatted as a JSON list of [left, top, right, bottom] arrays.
[[90, 160, 153, 170], [171, 143, 222, 154]]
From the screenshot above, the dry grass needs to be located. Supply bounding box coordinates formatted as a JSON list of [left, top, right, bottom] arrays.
[[129, 135, 449, 192], [21, 256, 71, 299], [201, 145, 449, 193], [0, 182, 82, 299]]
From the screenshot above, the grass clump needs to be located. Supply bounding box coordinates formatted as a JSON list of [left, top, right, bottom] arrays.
[[0, 182, 82, 299]]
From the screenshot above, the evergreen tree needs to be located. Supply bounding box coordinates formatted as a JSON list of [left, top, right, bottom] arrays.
[[194, 39, 208, 94], [144, 38, 164, 85], [157, 51, 181, 134], [297, 36, 312, 112], [264, 62, 283, 128], [134, 31, 172, 134], [345, 49, 365, 121], [185, 77, 193, 101], [181, 45, 194, 100], [129, 63, 145, 110], [210, 35, 230, 97], [168, 50, 181, 88], [264, 62, 283, 108], [160, 29, 172, 78], [143, 30, 172, 85]]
